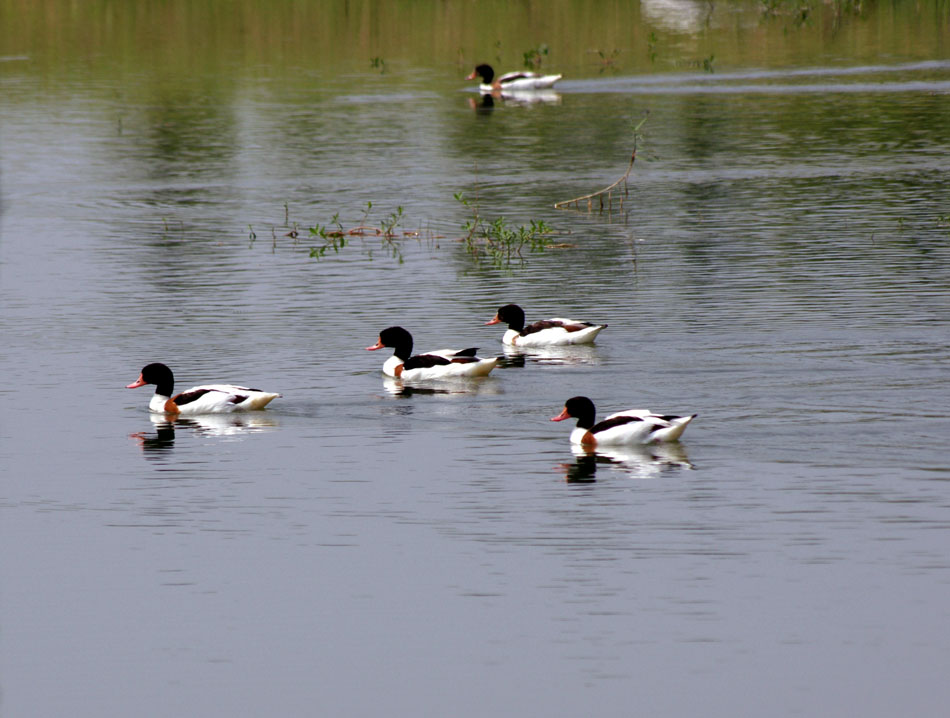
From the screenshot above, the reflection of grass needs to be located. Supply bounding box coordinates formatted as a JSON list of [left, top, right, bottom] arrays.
[[675, 55, 715, 72]]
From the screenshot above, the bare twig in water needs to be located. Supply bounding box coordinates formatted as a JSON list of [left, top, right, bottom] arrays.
[[554, 112, 649, 212]]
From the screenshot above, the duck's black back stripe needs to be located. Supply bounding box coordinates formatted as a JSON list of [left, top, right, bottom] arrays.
[[521, 320, 564, 336], [590, 415, 642, 434], [173, 388, 216, 406], [404, 354, 452, 370]]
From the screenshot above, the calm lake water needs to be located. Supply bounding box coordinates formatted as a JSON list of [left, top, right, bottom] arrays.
[[2, 2, 950, 716]]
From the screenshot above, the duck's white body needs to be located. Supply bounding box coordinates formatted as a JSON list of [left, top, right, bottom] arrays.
[[502, 320, 605, 347], [148, 385, 281, 415], [487, 304, 606, 347], [552, 396, 695, 448]]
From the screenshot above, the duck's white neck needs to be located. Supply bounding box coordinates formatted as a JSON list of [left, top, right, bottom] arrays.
[[148, 393, 172, 413], [382, 355, 404, 378], [570, 427, 593, 445], [503, 329, 521, 345]]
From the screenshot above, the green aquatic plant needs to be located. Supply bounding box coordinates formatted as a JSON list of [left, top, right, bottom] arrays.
[[591, 49, 621, 71], [647, 32, 659, 64], [305, 203, 413, 261], [523, 43, 549, 69], [380, 206, 404, 238], [308, 237, 346, 259], [288, 195, 558, 268], [455, 191, 558, 267]]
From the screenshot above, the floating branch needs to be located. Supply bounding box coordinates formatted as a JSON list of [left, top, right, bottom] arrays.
[[554, 113, 648, 212]]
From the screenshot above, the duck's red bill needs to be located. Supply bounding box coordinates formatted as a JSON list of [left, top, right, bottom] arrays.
[[550, 407, 571, 422], [484, 316, 501, 326], [126, 374, 146, 389], [365, 340, 384, 351]]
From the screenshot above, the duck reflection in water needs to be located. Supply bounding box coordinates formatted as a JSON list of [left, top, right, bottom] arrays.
[[494, 350, 526, 369], [467, 90, 561, 113], [381, 376, 503, 398], [468, 94, 495, 113], [561, 443, 694, 482], [500, 343, 602, 367], [499, 89, 561, 105], [562, 452, 598, 483], [129, 418, 177, 455], [382, 378, 456, 398], [130, 413, 280, 455]]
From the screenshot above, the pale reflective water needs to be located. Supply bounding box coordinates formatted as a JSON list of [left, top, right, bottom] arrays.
[[3, 4, 950, 716]]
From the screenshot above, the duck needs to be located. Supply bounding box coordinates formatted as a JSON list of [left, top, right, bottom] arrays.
[[467, 64, 562, 93], [551, 396, 696, 447], [126, 362, 281, 415], [366, 326, 498, 380], [485, 304, 606, 346]]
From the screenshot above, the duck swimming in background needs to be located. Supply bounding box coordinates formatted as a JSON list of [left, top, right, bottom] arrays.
[[485, 304, 606, 346], [366, 326, 498, 380], [551, 396, 696, 447], [467, 64, 562, 93], [126, 362, 281, 414]]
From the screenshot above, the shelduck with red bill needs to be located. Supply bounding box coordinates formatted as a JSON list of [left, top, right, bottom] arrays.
[[485, 304, 606, 346], [126, 362, 281, 415], [551, 396, 696, 447], [366, 326, 498, 380]]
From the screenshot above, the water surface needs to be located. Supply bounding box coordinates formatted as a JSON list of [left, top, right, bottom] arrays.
[[2, 2, 950, 716]]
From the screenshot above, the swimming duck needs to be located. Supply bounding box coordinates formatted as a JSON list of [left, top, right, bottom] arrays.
[[467, 64, 562, 93], [126, 362, 281, 414], [551, 396, 695, 446], [366, 326, 498, 379], [485, 304, 606, 346]]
